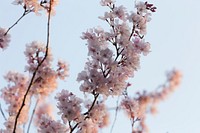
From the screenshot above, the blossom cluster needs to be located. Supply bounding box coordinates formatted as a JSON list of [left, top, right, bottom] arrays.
[[55, 90, 82, 123], [37, 115, 68, 133], [12, 0, 59, 14], [1, 71, 30, 124], [24, 41, 69, 97], [120, 69, 182, 132], [0, 41, 69, 131], [0, 116, 23, 133], [34, 101, 54, 126], [85, 101, 109, 128], [54, 0, 157, 132], [77, 0, 156, 96], [0, 0, 182, 133]]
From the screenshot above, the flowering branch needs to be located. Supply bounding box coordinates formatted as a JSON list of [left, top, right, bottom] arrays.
[[12, 1, 52, 132], [0, 1, 182, 133], [69, 93, 100, 132]]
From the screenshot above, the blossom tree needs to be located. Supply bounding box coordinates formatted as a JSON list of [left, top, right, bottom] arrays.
[[0, 0, 181, 133]]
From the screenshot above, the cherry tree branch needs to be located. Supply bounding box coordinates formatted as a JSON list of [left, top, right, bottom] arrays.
[[70, 93, 100, 133], [12, 1, 52, 132], [128, 25, 135, 41], [4, 9, 32, 36], [84, 93, 100, 115]]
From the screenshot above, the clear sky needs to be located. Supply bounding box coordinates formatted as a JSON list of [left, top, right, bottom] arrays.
[[1, 0, 200, 133]]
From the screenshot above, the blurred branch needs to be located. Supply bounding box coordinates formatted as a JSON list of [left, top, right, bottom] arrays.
[[110, 96, 120, 133], [27, 99, 39, 133], [0, 103, 7, 121]]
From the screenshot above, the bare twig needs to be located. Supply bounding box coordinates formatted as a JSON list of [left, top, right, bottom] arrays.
[[0, 103, 7, 121], [110, 96, 120, 133], [27, 99, 39, 133], [4, 9, 31, 36], [12, 1, 52, 132]]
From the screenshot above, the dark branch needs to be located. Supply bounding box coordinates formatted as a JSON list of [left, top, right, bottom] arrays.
[[12, 1, 52, 132], [4, 9, 31, 36]]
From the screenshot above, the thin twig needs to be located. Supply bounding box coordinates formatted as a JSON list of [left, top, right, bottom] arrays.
[[128, 25, 135, 41], [12, 1, 52, 132], [69, 122, 80, 133], [110, 96, 120, 133], [4, 9, 31, 36], [0, 103, 7, 121], [27, 99, 39, 133]]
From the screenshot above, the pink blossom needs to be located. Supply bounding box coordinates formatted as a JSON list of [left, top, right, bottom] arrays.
[[121, 97, 139, 119], [1, 71, 30, 124], [77, 119, 98, 133], [38, 115, 68, 133], [55, 90, 82, 123], [86, 102, 109, 128], [12, 0, 59, 14], [24, 41, 68, 96], [135, 1, 147, 14], [100, 0, 115, 6], [34, 102, 54, 126], [0, 116, 23, 133], [56, 60, 69, 80], [113, 6, 127, 21], [0, 28, 10, 50], [133, 38, 151, 56]]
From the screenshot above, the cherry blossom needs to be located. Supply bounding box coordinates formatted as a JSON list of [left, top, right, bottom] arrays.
[[77, 119, 98, 133], [120, 69, 182, 132], [100, 0, 116, 6], [0, 1, 182, 133], [34, 102, 54, 126], [121, 97, 139, 119], [24, 41, 68, 96], [85, 101, 109, 128], [1, 71, 30, 124], [0, 116, 23, 133], [55, 90, 83, 123], [38, 115, 68, 133], [0, 28, 11, 50], [12, 0, 59, 14]]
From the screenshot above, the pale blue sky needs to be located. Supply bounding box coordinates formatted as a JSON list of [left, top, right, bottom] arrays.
[[1, 0, 200, 133]]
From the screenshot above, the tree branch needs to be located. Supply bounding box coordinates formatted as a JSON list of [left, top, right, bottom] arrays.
[[4, 9, 31, 36], [12, 1, 52, 132]]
